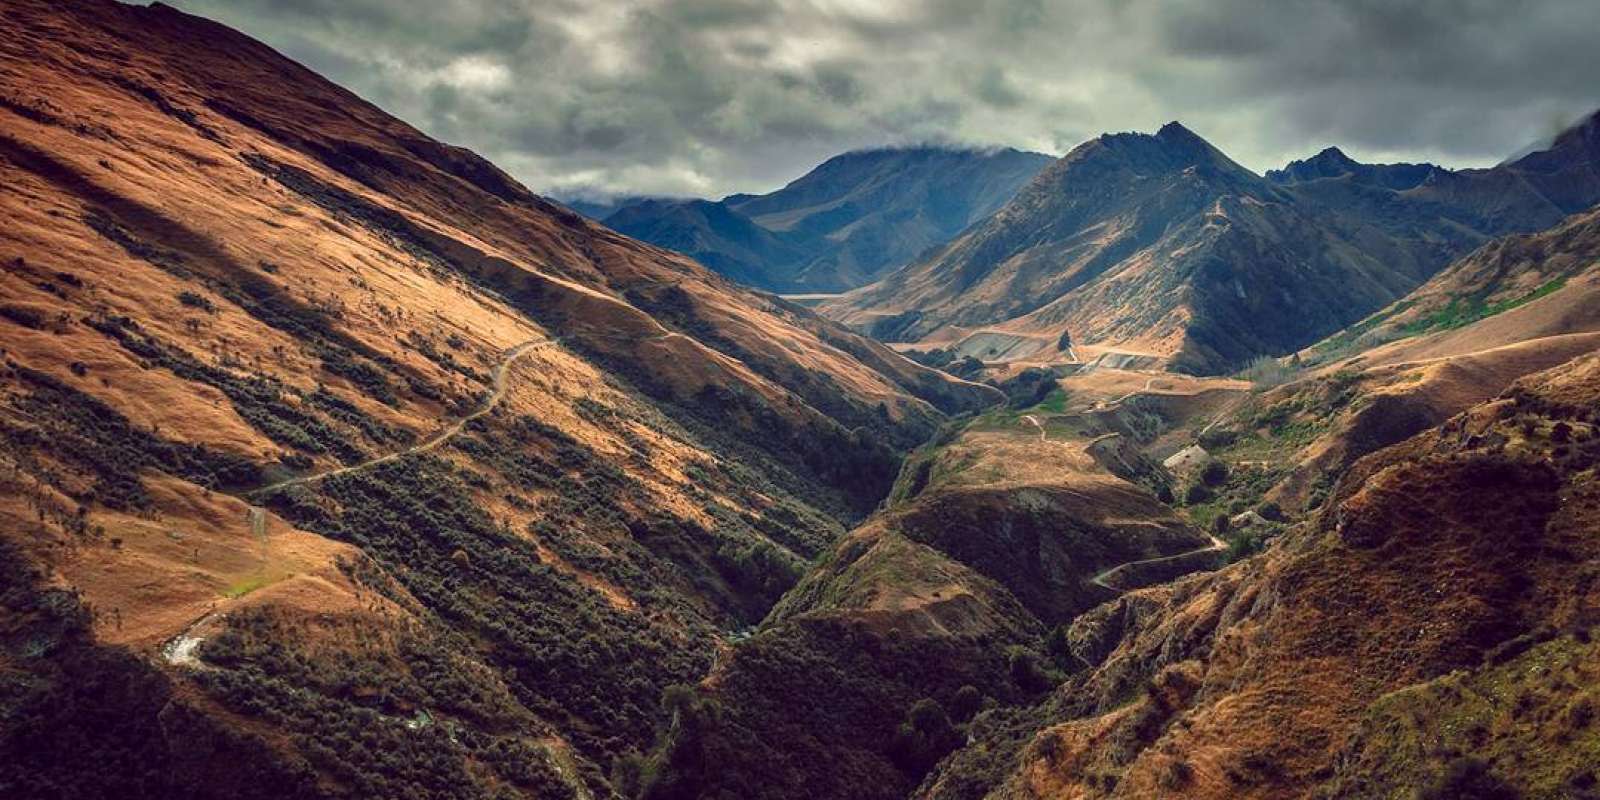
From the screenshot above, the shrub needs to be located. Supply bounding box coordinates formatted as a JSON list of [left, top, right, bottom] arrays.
[[1213, 513, 1231, 535], [1183, 482, 1213, 505], [1045, 625, 1073, 668], [1198, 427, 1239, 450], [1160, 759, 1194, 789], [177, 290, 216, 313], [1007, 646, 1053, 694], [0, 304, 46, 329], [1418, 758, 1519, 800], [1552, 422, 1572, 443], [889, 698, 963, 774], [1199, 459, 1230, 486], [949, 685, 984, 723]]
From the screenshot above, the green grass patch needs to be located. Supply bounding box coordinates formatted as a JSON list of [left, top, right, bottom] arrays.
[[1401, 278, 1568, 335], [1313, 300, 1417, 353], [223, 574, 270, 598], [1030, 388, 1070, 414]]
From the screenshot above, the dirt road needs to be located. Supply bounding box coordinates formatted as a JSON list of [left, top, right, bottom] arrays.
[[250, 337, 556, 496], [1089, 535, 1227, 591]]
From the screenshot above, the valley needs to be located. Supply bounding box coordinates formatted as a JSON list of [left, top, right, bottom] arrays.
[[2, 1, 1599, 799]]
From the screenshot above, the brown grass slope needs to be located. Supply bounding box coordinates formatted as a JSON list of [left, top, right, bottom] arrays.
[[1250, 206, 1600, 512], [0, 1, 994, 796], [922, 350, 1600, 800]]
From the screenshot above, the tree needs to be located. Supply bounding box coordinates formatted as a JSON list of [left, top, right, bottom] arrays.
[[949, 685, 984, 723], [890, 698, 963, 774], [1212, 513, 1231, 535], [1199, 459, 1230, 487], [1008, 646, 1053, 693], [1057, 329, 1073, 351]]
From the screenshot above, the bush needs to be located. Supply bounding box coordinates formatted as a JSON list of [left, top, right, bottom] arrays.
[[0, 304, 46, 329], [996, 368, 1058, 409], [1007, 646, 1053, 694], [1183, 482, 1213, 505], [1045, 625, 1073, 669], [1198, 428, 1239, 450], [177, 290, 216, 313], [949, 685, 984, 723], [1199, 459, 1230, 486], [1257, 501, 1284, 521], [889, 698, 963, 774], [1212, 513, 1231, 534], [1418, 758, 1520, 800]]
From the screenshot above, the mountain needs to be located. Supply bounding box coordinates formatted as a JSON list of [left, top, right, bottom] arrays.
[[824, 117, 1600, 374], [1309, 201, 1600, 365], [0, 1, 1000, 796], [602, 197, 812, 289], [612, 132, 1600, 799], [919, 351, 1600, 798], [556, 194, 661, 221], [628, 383, 1227, 799], [603, 146, 1053, 293]]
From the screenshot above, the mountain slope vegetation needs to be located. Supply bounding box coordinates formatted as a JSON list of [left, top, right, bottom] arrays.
[[0, 1, 996, 796]]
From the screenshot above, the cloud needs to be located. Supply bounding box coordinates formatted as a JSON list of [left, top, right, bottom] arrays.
[[166, 0, 1600, 198]]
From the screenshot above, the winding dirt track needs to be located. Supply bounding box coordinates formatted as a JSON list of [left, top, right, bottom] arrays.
[[251, 337, 556, 496], [1089, 535, 1227, 591], [1018, 414, 1227, 594], [164, 338, 556, 667]]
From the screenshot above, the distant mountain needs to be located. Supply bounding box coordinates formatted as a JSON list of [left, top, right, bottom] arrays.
[[602, 146, 1053, 293], [603, 197, 812, 289], [556, 195, 652, 220], [825, 115, 1600, 374]]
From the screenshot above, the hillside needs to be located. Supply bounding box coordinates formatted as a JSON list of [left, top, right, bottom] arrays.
[[824, 116, 1600, 374], [601, 198, 812, 290], [919, 350, 1600, 799], [0, 1, 998, 797], [602, 146, 1052, 293], [627, 376, 1247, 799]]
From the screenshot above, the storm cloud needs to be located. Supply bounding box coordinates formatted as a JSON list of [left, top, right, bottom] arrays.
[[165, 0, 1600, 200]]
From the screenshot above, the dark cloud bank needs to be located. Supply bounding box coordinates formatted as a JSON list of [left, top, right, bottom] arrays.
[[165, 0, 1600, 199]]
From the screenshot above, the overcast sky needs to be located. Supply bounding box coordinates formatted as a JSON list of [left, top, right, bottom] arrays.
[[166, 0, 1600, 201]]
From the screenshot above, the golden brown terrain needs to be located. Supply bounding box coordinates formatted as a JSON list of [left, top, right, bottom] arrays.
[[5, 2, 1600, 800], [921, 350, 1600, 800], [0, 1, 995, 796]]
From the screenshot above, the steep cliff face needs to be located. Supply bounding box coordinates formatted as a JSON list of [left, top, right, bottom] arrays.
[[0, 1, 996, 795], [826, 114, 1600, 375]]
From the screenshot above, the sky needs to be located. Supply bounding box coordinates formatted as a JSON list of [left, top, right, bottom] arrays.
[[166, 0, 1600, 201]]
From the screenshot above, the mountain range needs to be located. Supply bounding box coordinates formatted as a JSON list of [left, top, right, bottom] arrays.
[[4, 1, 1600, 799], [823, 113, 1600, 374], [580, 146, 1052, 293]]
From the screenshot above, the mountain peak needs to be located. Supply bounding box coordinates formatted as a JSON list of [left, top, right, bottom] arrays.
[[1156, 120, 1198, 140], [1312, 146, 1356, 165]]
